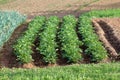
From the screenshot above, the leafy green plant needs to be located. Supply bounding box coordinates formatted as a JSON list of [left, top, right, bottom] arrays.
[[13, 16, 45, 63], [0, 11, 26, 49], [59, 15, 82, 63], [13, 9, 120, 63], [37, 16, 59, 64], [78, 10, 117, 62]]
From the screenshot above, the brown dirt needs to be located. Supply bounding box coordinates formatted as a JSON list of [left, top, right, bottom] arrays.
[[0, 0, 91, 16], [0, 22, 29, 68], [0, 0, 120, 18], [31, 37, 48, 68], [84, 0, 120, 10], [23, 63, 36, 69], [93, 18, 120, 59]]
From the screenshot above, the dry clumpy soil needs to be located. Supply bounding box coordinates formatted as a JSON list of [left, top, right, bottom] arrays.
[[93, 18, 120, 59], [0, 0, 92, 16], [0, 0, 120, 18]]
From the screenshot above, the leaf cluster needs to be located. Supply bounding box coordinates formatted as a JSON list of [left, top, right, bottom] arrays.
[[0, 11, 26, 49], [59, 15, 83, 63], [37, 16, 59, 63], [13, 16, 45, 63]]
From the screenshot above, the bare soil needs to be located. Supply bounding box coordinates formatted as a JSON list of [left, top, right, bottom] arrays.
[[0, 0, 120, 18], [0, 23, 29, 68], [0, 0, 92, 17], [93, 18, 120, 59]]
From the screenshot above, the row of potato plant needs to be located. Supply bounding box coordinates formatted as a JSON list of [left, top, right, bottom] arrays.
[[13, 16, 45, 63], [37, 16, 59, 64], [78, 13, 107, 62], [78, 9, 120, 62], [59, 15, 83, 63], [0, 11, 26, 49], [13, 9, 118, 63]]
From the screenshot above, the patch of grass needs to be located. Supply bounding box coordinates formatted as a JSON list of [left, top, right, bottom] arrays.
[[0, 0, 15, 5], [66, 4, 72, 7], [0, 63, 120, 80]]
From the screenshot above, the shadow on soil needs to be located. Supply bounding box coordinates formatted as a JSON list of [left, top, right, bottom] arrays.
[[28, 10, 89, 19], [0, 23, 29, 68], [98, 21, 120, 53]]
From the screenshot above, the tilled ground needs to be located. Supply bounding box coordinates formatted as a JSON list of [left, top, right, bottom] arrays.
[[93, 18, 120, 59], [1, 18, 120, 68], [0, 19, 89, 68]]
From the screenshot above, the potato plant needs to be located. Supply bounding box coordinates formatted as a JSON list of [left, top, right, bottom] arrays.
[[37, 16, 59, 64], [13, 16, 45, 63], [59, 15, 82, 63], [78, 15, 107, 62], [78, 9, 120, 62], [12, 9, 119, 64]]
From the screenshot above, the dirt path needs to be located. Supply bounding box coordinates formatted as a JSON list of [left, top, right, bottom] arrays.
[[83, 0, 120, 10], [0, 0, 120, 18], [0, 0, 91, 14]]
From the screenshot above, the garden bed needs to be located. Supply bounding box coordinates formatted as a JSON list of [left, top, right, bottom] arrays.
[[1, 9, 120, 68], [93, 18, 120, 58], [0, 15, 108, 68]]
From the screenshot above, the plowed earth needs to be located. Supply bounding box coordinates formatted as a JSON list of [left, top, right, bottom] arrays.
[[93, 18, 120, 59]]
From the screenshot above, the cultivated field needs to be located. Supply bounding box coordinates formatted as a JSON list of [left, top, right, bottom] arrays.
[[0, 0, 120, 80]]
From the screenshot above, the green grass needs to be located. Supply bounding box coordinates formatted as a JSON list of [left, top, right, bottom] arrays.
[[0, 0, 15, 5], [0, 63, 120, 80]]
